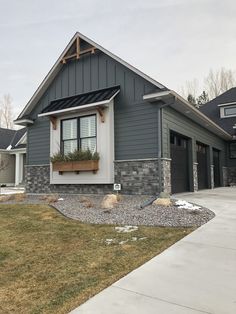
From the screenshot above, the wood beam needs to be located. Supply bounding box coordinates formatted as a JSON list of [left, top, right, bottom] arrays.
[[96, 107, 105, 123], [49, 116, 57, 130], [76, 37, 80, 59], [61, 39, 96, 64]]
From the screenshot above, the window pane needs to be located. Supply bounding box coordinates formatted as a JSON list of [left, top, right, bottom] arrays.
[[80, 116, 96, 138], [62, 119, 77, 140], [81, 138, 96, 152], [224, 106, 236, 116], [64, 140, 77, 154]]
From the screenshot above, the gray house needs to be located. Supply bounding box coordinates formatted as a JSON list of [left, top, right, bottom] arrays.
[[199, 88, 236, 186], [0, 127, 27, 186], [14, 32, 236, 195]]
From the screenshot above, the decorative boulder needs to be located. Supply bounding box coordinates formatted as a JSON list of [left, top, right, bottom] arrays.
[[153, 198, 172, 207], [101, 194, 118, 209]]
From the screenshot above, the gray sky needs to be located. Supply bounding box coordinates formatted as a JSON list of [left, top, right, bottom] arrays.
[[0, 0, 235, 117]]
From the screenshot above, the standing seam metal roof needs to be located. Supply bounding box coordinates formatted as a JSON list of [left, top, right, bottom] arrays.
[[41, 86, 120, 114]]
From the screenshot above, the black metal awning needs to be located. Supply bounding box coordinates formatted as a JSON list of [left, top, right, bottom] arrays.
[[38, 86, 120, 117]]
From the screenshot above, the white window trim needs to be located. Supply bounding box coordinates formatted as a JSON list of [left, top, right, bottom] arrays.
[[50, 101, 115, 184], [219, 103, 236, 118]]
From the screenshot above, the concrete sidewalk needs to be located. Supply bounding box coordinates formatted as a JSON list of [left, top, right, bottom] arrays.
[[71, 187, 236, 314]]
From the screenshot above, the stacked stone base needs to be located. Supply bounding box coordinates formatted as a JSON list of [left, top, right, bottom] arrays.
[[25, 159, 163, 195], [228, 167, 236, 186]]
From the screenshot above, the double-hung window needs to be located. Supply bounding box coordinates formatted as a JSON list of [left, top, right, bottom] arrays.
[[61, 115, 96, 154]]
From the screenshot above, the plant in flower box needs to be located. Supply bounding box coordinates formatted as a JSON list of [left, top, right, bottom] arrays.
[[51, 149, 99, 174]]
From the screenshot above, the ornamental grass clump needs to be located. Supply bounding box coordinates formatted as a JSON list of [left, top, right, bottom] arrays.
[[50, 149, 100, 163]]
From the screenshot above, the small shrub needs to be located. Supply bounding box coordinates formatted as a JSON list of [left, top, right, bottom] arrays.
[[40, 194, 59, 203], [0, 195, 13, 202], [79, 196, 93, 208], [51, 149, 100, 163], [14, 193, 26, 202]]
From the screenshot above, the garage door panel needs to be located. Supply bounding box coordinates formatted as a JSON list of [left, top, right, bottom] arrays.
[[170, 133, 189, 194], [197, 143, 208, 190]]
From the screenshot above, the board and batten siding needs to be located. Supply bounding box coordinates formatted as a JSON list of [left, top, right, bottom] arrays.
[[27, 50, 161, 165], [162, 106, 227, 165]]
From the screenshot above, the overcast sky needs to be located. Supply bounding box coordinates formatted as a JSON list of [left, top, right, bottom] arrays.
[[0, 0, 235, 117]]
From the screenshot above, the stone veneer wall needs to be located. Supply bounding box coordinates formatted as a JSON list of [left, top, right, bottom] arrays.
[[25, 159, 162, 195], [25, 165, 113, 194], [161, 158, 171, 194], [114, 159, 160, 195], [222, 167, 229, 187], [227, 167, 236, 186], [193, 162, 198, 192], [210, 165, 214, 189]]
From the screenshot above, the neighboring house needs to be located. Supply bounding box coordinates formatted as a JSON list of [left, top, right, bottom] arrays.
[[0, 127, 27, 186], [199, 88, 236, 186], [14, 32, 235, 195]]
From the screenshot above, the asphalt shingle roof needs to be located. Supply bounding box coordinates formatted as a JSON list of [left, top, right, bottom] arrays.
[[0, 127, 26, 150], [199, 87, 236, 136], [41, 86, 120, 114]]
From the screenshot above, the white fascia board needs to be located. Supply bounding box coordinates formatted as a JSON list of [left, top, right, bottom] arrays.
[[14, 119, 34, 126], [15, 132, 27, 147], [17, 32, 165, 119], [9, 148, 26, 154], [38, 100, 110, 117], [218, 102, 236, 107], [143, 90, 171, 100], [143, 90, 232, 140]]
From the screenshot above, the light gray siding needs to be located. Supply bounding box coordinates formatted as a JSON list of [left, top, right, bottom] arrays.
[[0, 153, 15, 184], [27, 50, 161, 165], [162, 106, 226, 164]]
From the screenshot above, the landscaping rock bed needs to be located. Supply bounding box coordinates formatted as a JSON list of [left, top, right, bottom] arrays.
[[1, 193, 215, 227], [0, 195, 215, 227]]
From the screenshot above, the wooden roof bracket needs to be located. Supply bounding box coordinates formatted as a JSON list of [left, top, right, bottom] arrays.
[[96, 107, 105, 123], [61, 36, 96, 64], [49, 116, 57, 130]]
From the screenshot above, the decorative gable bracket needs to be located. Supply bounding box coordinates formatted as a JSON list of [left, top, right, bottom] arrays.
[[61, 37, 96, 64]]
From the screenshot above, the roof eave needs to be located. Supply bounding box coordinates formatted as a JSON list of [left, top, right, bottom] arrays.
[[143, 90, 232, 141], [14, 119, 34, 126]]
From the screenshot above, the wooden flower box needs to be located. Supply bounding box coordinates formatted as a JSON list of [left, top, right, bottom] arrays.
[[52, 160, 99, 174]]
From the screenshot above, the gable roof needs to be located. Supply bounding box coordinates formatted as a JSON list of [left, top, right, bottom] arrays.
[[199, 87, 236, 136], [0, 128, 16, 149], [15, 32, 166, 121], [10, 127, 27, 149], [0, 127, 27, 150]]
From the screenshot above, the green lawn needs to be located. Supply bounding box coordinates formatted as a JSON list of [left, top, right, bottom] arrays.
[[0, 204, 194, 314]]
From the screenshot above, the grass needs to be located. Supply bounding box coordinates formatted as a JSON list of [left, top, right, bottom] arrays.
[[0, 204, 194, 314]]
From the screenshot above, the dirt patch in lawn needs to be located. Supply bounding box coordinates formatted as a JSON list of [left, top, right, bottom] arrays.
[[0, 204, 194, 314]]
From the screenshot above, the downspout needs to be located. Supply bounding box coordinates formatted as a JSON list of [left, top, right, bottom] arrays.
[[157, 105, 163, 193]]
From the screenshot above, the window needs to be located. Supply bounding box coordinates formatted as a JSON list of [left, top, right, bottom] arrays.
[[229, 142, 236, 159], [220, 103, 236, 118], [170, 132, 188, 148], [224, 106, 236, 117], [62, 118, 78, 154], [197, 143, 206, 154], [61, 115, 96, 154]]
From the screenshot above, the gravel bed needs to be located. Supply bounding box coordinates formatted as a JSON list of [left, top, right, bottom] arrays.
[[1, 193, 215, 227]]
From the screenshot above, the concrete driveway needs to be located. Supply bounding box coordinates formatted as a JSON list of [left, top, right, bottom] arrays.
[[71, 187, 236, 314]]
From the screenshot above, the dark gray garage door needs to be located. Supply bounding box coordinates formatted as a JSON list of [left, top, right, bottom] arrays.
[[197, 142, 208, 190], [170, 132, 189, 194], [213, 149, 221, 187]]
